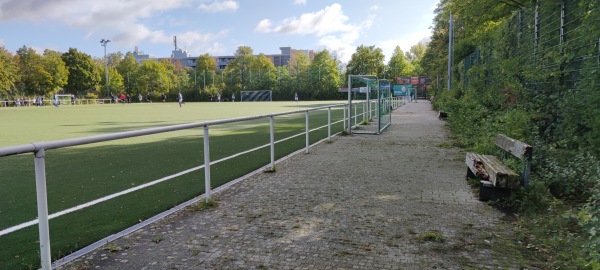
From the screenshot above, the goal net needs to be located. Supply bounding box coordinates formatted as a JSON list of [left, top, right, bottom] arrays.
[[347, 75, 391, 135], [55, 94, 74, 105], [240, 90, 272, 102]]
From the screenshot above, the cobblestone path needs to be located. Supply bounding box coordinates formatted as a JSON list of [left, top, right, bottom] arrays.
[[61, 101, 529, 270]]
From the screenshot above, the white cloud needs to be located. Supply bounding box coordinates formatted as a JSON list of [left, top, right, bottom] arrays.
[[254, 19, 272, 32], [0, 0, 230, 55], [254, 3, 354, 36], [203, 42, 227, 55], [256, 3, 376, 63], [198, 0, 239, 13], [0, 0, 191, 22], [293, 0, 307, 5], [370, 5, 379, 11], [176, 30, 228, 55], [378, 30, 432, 62], [318, 30, 360, 63]]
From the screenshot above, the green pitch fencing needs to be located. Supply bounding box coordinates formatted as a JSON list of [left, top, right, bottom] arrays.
[[0, 102, 373, 270]]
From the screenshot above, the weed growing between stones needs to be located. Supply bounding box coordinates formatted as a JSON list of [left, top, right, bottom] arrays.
[[417, 231, 445, 242], [191, 197, 219, 211]]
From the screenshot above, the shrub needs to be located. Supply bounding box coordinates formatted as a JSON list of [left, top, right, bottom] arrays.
[[578, 179, 600, 268], [537, 151, 600, 201]]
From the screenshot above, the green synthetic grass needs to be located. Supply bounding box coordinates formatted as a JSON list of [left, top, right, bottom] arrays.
[[0, 101, 347, 269]]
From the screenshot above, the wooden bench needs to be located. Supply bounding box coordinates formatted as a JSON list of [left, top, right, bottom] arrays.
[[465, 134, 533, 200]]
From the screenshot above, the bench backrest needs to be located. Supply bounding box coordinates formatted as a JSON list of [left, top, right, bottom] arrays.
[[495, 134, 533, 186], [495, 134, 532, 160]]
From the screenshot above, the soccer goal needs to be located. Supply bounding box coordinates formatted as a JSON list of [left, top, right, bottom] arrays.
[[347, 75, 392, 135], [240, 90, 272, 102], [55, 94, 74, 105]]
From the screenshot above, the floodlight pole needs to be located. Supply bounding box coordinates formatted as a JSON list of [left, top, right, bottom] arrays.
[[447, 14, 453, 90], [100, 39, 110, 97]]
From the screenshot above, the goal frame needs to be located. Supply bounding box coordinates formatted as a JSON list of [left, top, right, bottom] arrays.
[[55, 94, 74, 105], [240, 90, 272, 102]]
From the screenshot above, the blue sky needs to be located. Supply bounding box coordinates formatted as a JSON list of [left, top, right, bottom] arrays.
[[0, 0, 439, 63]]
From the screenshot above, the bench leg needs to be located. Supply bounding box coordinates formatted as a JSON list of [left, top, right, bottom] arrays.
[[479, 181, 511, 201], [466, 167, 476, 180]]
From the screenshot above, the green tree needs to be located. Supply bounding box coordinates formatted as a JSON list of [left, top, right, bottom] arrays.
[[15, 46, 44, 96], [107, 67, 124, 94], [273, 66, 292, 100], [287, 50, 310, 99], [309, 50, 341, 100], [421, 0, 452, 91], [15, 47, 66, 96], [195, 53, 217, 91], [0, 47, 20, 97], [224, 46, 256, 92], [406, 42, 427, 75], [107, 51, 124, 68], [134, 60, 169, 96], [117, 52, 138, 94], [250, 53, 276, 91], [40, 49, 68, 95], [346, 45, 385, 77], [387, 46, 414, 79], [62, 48, 100, 95]]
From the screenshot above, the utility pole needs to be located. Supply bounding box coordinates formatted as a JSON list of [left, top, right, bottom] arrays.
[[447, 14, 453, 91], [100, 39, 110, 96]]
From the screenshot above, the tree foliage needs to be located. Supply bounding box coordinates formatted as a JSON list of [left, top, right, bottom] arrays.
[[62, 48, 100, 95], [427, 0, 599, 266], [15, 46, 68, 96], [117, 52, 138, 94], [0, 46, 19, 97], [387, 46, 413, 79], [346, 45, 385, 77]]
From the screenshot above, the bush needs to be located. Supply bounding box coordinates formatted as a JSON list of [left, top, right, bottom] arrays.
[[578, 179, 600, 268], [537, 151, 600, 201]]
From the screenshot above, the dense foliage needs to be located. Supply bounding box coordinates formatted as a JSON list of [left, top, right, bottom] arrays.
[[424, 0, 599, 267]]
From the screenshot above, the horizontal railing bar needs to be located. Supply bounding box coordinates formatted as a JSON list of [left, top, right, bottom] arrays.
[[0, 103, 348, 157], [0, 163, 206, 237], [0, 108, 351, 236], [52, 127, 347, 269]]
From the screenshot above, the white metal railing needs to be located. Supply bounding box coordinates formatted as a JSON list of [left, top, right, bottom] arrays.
[[0, 102, 372, 270], [347, 96, 404, 134]]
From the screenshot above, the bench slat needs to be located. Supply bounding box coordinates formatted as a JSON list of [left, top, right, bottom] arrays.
[[466, 152, 520, 188], [495, 134, 533, 159]]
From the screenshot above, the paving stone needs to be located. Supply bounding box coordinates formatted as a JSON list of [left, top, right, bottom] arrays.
[[59, 101, 532, 270]]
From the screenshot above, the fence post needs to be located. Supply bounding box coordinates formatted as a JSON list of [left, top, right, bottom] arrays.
[[327, 107, 331, 142], [305, 111, 309, 154], [34, 149, 52, 270], [270, 116, 275, 169], [203, 125, 211, 203]]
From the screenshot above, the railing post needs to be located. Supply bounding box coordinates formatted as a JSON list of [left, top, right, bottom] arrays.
[[203, 125, 211, 203], [354, 102, 357, 127], [362, 101, 366, 123], [343, 106, 346, 131], [270, 116, 275, 169], [305, 111, 309, 154], [327, 107, 331, 141], [34, 148, 52, 270]]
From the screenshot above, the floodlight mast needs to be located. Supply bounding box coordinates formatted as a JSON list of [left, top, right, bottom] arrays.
[[100, 39, 111, 97]]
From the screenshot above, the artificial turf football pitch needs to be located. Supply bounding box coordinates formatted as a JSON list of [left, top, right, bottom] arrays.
[[0, 100, 348, 269]]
